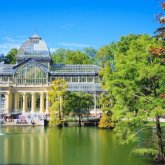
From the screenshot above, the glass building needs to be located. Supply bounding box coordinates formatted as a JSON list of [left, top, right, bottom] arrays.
[[0, 35, 102, 115]]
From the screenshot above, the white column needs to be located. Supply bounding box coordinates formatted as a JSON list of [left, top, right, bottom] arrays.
[[46, 74, 49, 84], [40, 93, 44, 113], [14, 93, 19, 112], [46, 93, 50, 114], [50, 77, 52, 83], [22, 93, 27, 113], [5, 93, 10, 113], [31, 93, 36, 113]]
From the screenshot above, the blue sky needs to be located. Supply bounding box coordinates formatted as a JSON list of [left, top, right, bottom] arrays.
[[0, 0, 162, 54]]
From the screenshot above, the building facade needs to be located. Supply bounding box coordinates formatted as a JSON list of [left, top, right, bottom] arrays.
[[0, 35, 102, 115]]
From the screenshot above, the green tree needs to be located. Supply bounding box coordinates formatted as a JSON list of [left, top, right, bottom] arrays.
[[48, 79, 67, 126], [98, 92, 115, 128], [64, 92, 94, 127], [99, 34, 165, 162], [5, 48, 18, 64], [83, 47, 97, 59], [51, 49, 93, 64], [96, 43, 116, 66], [51, 48, 67, 64], [65, 50, 92, 64]]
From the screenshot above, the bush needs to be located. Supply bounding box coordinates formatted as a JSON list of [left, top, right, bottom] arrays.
[[98, 114, 115, 128], [49, 117, 62, 126]]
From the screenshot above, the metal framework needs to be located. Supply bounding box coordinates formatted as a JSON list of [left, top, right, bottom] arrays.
[[14, 63, 47, 84], [0, 64, 102, 92], [51, 64, 100, 73]]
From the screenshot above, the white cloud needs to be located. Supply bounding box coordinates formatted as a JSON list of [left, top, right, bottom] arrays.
[[58, 42, 90, 48]]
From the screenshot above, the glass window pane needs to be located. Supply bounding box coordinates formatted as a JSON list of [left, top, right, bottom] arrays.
[[14, 63, 46, 85]]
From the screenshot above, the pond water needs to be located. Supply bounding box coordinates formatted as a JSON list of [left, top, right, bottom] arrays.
[[0, 126, 157, 165]]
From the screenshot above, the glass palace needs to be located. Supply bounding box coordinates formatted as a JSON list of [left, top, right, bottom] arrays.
[[0, 35, 102, 115]]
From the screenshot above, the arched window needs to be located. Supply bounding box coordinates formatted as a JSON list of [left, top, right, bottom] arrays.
[[14, 63, 47, 84]]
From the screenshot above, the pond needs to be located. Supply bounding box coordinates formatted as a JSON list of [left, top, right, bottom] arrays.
[[0, 126, 157, 165]]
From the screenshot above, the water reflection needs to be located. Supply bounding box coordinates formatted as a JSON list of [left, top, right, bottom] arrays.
[[0, 127, 153, 165], [0, 127, 47, 165]]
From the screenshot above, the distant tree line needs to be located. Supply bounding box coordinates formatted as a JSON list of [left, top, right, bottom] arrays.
[[51, 47, 98, 65], [3, 47, 98, 65]]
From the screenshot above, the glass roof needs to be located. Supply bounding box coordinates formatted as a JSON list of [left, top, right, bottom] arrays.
[[17, 34, 50, 57], [51, 64, 101, 73]]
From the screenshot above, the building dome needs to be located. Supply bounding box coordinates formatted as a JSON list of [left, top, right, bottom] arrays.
[[17, 34, 50, 57]]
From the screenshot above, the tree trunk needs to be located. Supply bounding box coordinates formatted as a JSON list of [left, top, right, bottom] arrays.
[[78, 112, 81, 127], [59, 96, 62, 120], [58, 106, 61, 120], [150, 78, 165, 162], [154, 115, 165, 163]]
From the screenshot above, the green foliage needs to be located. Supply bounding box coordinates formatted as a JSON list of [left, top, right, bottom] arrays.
[[97, 43, 116, 66], [99, 33, 165, 119], [63, 92, 94, 127], [98, 34, 165, 158], [83, 47, 97, 59], [83, 47, 99, 64], [150, 108, 165, 118], [99, 92, 115, 128], [48, 79, 67, 126], [64, 92, 94, 115], [49, 111, 62, 126], [100, 92, 113, 113], [133, 148, 158, 157], [51, 48, 93, 64], [114, 117, 145, 144], [98, 113, 115, 128], [5, 48, 18, 64], [51, 48, 66, 64]]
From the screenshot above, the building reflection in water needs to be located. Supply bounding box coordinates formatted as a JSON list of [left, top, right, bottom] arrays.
[[0, 127, 100, 165], [0, 126, 49, 165]]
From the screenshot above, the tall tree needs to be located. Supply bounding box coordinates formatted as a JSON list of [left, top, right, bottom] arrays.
[[5, 48, 18, 64], [48, 79, 67, 126], [98, 92, 115, 128], [64, 92, 94, 127], [99, 34, 165, 162]]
